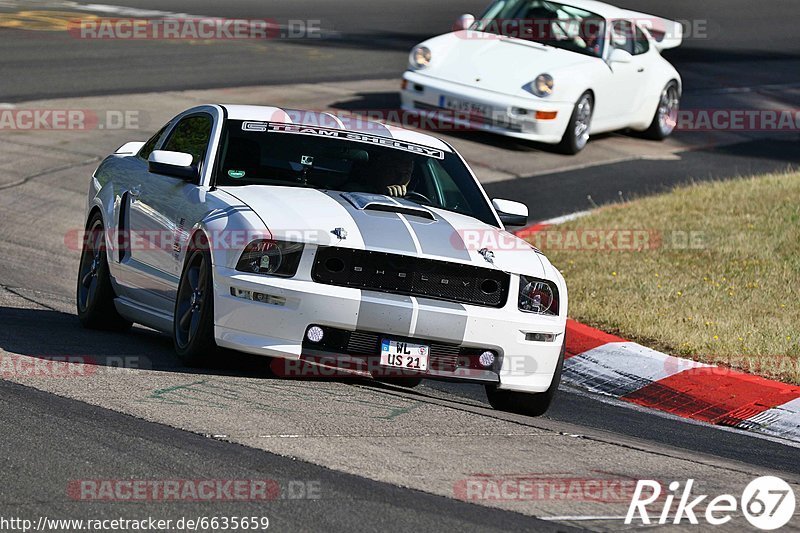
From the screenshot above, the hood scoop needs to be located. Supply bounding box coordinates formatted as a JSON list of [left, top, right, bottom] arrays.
[[341, 192, 436, 221]]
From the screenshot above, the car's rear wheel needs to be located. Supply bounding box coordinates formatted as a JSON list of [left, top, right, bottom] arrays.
[[558, 92, 593, 154], [76, 212, 131, 331], [173, 242, 216, 366], [643, 81, 680, 140], [485, 338, 565, 417]]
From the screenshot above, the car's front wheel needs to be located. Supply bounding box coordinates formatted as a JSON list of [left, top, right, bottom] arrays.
[[76, 212, 131, 331], [173, 242, 216, 366], [558, 92, 593, 154], [643, 81, 680, 140], [485, 339, 565, 417]]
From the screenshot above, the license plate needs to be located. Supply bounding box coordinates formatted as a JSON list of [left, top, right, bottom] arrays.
[[380, 339, 429, 371], [439, 95, 491, 117]]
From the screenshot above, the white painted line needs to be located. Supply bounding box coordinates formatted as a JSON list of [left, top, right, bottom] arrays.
[[539, 515, 627, 521]]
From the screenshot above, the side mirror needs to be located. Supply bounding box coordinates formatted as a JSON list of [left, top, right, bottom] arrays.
[[148, 150, 198, 182], [453, 13, 475, 31], [609, 48, 633, 64], [492, 198, 528, 227], [115, 141, 145, 155]]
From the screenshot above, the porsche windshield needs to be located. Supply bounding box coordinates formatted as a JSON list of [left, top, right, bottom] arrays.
[[215, 120, 498, 226], [473, 0, 606, 58]]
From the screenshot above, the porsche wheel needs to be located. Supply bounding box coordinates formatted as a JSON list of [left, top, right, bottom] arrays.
[[485, 338, 565, 417], [558, 92, 593, 154], [173, 243, 216, 366], [76, 212, 131, 331], [643, 81, 680, 140]]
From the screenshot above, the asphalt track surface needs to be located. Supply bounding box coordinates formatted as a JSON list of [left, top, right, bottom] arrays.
[[1, 0, 800, 530]]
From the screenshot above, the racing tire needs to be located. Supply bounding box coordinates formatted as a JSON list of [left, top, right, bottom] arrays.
[[558, 92, 593, 155], [485, 337, 565, 417], [173, 242, 217, 367], [642, 81, 680, 140], [76, 212, 132, 331]]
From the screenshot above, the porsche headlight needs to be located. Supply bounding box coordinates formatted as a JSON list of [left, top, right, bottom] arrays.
[[518, 275, 559, 315], [236, 240, 304, 277], [531, 74, 554, 97], [411, 46, 432, 69]]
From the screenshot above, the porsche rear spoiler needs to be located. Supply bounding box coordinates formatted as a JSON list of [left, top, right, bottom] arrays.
[[624, 10, 683, 51]]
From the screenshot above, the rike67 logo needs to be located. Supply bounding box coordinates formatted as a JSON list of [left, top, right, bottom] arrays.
[[626, 477, 796, 530]]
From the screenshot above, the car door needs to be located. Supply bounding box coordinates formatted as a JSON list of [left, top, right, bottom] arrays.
[[118, 122, 174, 300], [137, 113, 214, 283], [592, 19, 650, 130]]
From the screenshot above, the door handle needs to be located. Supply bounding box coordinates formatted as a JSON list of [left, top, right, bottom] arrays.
[[637, 67, 645, 73]]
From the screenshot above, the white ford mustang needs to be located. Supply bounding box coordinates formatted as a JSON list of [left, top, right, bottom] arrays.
[[78, 105, 568, 415], [401, 0, 682, 153]]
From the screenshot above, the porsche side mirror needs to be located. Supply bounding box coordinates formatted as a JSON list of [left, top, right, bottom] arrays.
[[609, 48, 633, 64], [453, 13, 475, 31], [148, 150, 198, 182], [492, 198, 529, 227]]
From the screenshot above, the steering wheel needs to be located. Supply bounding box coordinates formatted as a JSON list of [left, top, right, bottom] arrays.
[[404, 190, 433, 205]]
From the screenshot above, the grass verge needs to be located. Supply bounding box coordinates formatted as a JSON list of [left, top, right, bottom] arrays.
[[530, 171, 800, 384]]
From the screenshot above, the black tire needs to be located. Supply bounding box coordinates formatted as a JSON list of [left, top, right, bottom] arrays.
[[642, 81, 680, 140], [76, 212, 132, 331], [173, 242, 217, 366], [485, 337, 565, 417], [558, 92, 593, 155]]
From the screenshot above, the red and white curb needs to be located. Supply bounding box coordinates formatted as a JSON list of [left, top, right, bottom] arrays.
[[563, 320, 800, 442], [515, 218, 800, 443]]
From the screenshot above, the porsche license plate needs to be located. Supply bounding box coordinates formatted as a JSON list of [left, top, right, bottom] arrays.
[[380, 339, 429, 371], [439, 96, 491, 117]]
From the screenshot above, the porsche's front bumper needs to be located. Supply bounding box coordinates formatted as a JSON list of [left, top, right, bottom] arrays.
[[213, 264, 566, 394], [400, 70, 574, 144]]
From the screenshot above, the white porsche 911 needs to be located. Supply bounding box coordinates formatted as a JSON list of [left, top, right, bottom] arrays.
[[77, 105, 567, 415], [400, 0, 683, 153]]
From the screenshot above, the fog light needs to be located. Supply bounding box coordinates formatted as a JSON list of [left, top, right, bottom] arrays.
[[306, 326, 324, 343], [479, 351, 495, 367]]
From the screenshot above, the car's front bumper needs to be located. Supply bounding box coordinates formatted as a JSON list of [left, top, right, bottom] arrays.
[[400, 70, 574, 144], [213, 262, 566, 394]]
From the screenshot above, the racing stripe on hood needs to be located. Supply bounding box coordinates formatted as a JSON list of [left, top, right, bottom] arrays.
[[401, 212, 472, 261], [323, 191, 417, 254]]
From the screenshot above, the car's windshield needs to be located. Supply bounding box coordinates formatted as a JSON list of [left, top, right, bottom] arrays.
[[215, 120, 499, 226], [473, 0, 606, 58]]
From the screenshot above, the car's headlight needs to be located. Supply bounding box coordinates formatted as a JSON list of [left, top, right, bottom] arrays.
[[518, 275, 559, 315], [236, 240, 304, 277], [531, 74, 554, 97], [411, 46, 432, 68]]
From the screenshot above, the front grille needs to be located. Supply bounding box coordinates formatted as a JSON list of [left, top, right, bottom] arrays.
[[312, 247, 509, 308]]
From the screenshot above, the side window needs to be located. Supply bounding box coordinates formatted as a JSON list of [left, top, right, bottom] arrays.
[[610, 20, 634, 55], [424, 159, 469, 213], [633, 25, 650, 55], [138, 123, 169, 160], [162, 114, 213, 166]]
